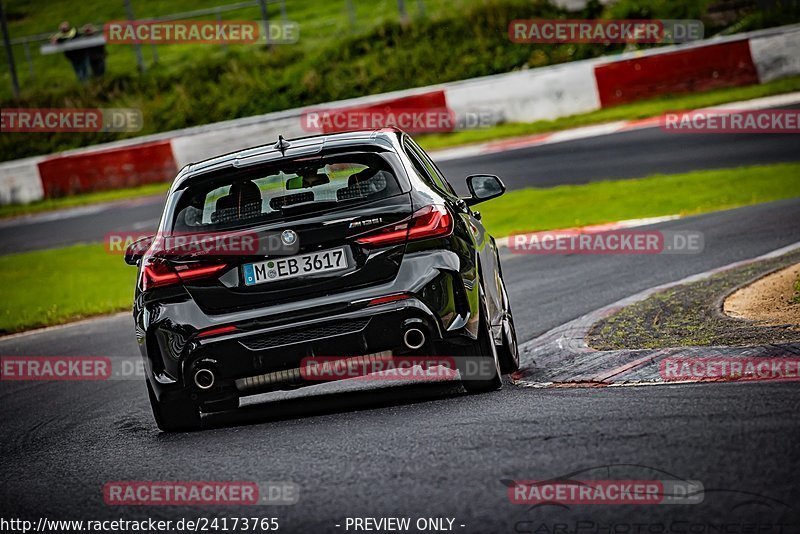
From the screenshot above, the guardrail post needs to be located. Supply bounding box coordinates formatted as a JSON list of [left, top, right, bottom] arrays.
[[257, 0, 270, 47], [123, 0, 146, 72], [217, 10, 228, 52], [279, 0, 287, 21], [345, 0, 356, 30], [397, 0, 409, 22], [23, 40, 34, 80], [257, 0, 269, 24], [0, 0, 20, 97]]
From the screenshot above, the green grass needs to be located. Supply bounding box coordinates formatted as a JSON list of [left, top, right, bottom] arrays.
[[4, 0, 799, 162], [478, 163, 800, 237], [417, 76, 800, 151], [0, 182, 171, 219], [0, 243, 136, 334], [793, 278, 800, 304], [0, 0, 571, 161], [1, 0, 453, 97], [1, 162, 798, 333]]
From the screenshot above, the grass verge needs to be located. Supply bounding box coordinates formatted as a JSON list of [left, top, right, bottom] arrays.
[[0, 182, 170, 219], [478, 163, 800, 237], [793, 278, 800, 304], [1, 162, 798, 334], [417, 76, 800, 151], [0, 243, 135, 334], [588, 250, 800, 349], [4, 0, 798, 160]]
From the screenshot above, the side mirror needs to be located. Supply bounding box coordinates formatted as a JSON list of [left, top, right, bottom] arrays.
[[124, 235, 154, 266], [465, 174, 505, 206]]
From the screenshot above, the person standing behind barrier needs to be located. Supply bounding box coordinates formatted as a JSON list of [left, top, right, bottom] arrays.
[[51, 21, 89, 81], [81, 24, 106, 78]]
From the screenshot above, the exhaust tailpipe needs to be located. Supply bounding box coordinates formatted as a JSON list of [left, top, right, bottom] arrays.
[[194, 368, 215, 390], [403, 328, 426, 350]]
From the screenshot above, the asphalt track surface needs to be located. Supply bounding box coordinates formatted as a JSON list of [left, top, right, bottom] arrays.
[[2, 197, 800, 530], [1, 126, 798, 255]]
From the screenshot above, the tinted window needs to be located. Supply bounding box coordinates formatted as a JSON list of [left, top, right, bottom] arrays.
[[404, 139, 457, 197], [171, 153, 401, 232], [403, 140, 438, 189]]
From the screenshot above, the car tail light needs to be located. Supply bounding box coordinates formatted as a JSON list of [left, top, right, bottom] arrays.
[[141, 257, 228, 290], [407, 205, 453, 241], [198, 325, 239, 338], [355, 205, 453, 247]]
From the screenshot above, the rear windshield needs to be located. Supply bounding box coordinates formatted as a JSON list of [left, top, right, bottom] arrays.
[[170, 152, 402, 232]]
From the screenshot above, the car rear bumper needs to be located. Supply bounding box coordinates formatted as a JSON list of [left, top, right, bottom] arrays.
[[139, 250, 477, 406]]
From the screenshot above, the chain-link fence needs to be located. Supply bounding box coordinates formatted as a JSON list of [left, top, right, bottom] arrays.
[[0, 0, 428, 98]]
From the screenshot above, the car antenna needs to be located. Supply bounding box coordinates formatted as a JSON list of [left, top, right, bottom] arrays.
[[274, 135, 291, 157]]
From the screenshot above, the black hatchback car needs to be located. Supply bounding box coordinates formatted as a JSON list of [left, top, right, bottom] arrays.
[[125, 128, 518, 431]]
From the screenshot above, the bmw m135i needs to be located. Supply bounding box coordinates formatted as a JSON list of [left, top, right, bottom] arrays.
[[125, 128, 518, 431]]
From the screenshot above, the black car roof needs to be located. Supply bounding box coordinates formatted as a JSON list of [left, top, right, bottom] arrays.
[[173, 128, 404, 189]]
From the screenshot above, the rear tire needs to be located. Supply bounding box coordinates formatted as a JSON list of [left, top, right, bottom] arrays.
[[459, 292, 502, 393], [497, 311, 520, 374], [146, 380, 201, 432]]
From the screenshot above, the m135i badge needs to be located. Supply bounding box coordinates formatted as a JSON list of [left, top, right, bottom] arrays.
[[349, 217, 383, 229]]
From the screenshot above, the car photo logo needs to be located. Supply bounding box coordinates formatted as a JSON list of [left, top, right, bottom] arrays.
[[281, 230, 298, 246]]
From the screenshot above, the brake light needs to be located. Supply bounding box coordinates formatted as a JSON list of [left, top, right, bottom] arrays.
[[141, 259, 179, 290], [198, 325, 239, 338], [407, 205, 453, 241], [355, 205, 452, 246], [141, 258, 228, 290]]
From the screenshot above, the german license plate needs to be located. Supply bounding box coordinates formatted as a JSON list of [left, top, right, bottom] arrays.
[[243, 247, 348, 286]]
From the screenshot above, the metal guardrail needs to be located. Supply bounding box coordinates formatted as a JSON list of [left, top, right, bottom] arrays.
[[7, 1, 269, 46], [40, 35, 107, 55]]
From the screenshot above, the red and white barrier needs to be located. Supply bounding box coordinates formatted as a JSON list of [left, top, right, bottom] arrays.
[[37, 140, 178, 198], [594, 40, 759, 107], [749, 29, 800, 82], [1, 24, 798, 206], [445, 60, 601, 124], [0, 156, 45, 204]]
